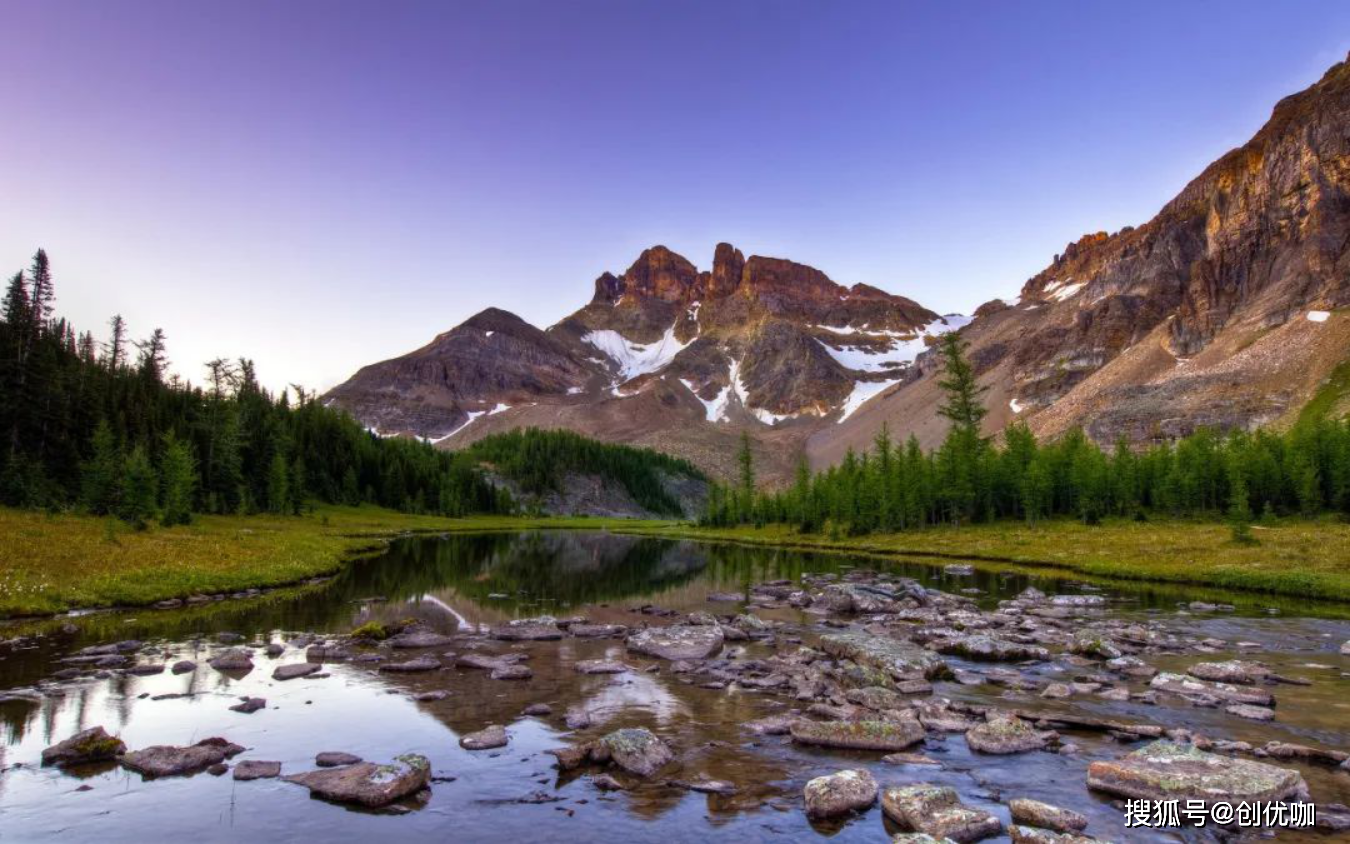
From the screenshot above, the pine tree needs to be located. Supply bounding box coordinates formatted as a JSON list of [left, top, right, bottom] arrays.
[[136, 328, 168, 385], [80, 419, 122, 515], [26, 250, 53, 334], [160, 433, 197, 526], [267, 452, 290, 514], [736, 432, 755, 521], [119, 446, 158, 529], [104, 314, 127, 371]]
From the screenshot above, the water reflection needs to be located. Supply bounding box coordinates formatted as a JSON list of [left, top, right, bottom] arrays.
[[0, 531, 1348, 842]]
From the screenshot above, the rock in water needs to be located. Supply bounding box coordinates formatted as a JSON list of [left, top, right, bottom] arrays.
[[233, 760, 282, 780], [386, 631, 456, 649], [803, 768, 878, 818], [121, 738, 244, 778], [490, 618, 563, 641], [1186, 660, 1271, 685], [1087, 740, 1306, 804], [881, 783, 1003, 842], [170, 660, 197, 674], [790, 718, 926, 752], [379, 657, 441, 673], [41, 726, 126, 767], [626, 625, 724, 660], [207, 649, 254, 673], [936, 635, 1050, 662], [316, 752, 363, 767], [965, 715, 1054, 755], [1148, 672, 1274, 706], [574, 659, 628, 674], [592, 728, 674, 777], [272, 662, 323, 681], [819, 632, 948, 680], [229, 697, 267, 714], [283, 754, 431, 808], [489, 664, 532, 680], [460, 724, 509, 750], [1007, 798, 1088, 833], [1008, 826, 1096, 843]]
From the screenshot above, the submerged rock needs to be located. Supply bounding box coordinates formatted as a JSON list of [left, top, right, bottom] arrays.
[[569, 623, 627, 638], [460, 724, 509, 750], [41, 726, 126, 767], [626, 625, 724, 660], [574, 659, 628, 674], [316, 751, 363, 767], [229, 697, 267, 714], [379, 657, 441, 673], [803, 768, 878, 818], [489, 664, 533, 680], [121, 738, 244, 778], [965, 715, 1053, 755], [745, 713, 797, 736], [1008, 798, 1088, 833], [1149, 672, 1274, 706], [882, 783, 1002, 842], [790, 718, 925, 752], [820, 632, 948, 680], [283, 754, 430, 807], [1087, 740, 1306, 803]]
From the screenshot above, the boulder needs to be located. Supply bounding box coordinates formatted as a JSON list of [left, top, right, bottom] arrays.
[[41, 726, 125, 767], [574, 659, 629, 675], [882, 783, 1002, 842], [1087, 741, 1306, 804], [1067, 632, 1122, 660], [283, 754, 430, 807], [820, 632, 948, 680], [170, 660, 197, 674], [965, 715, 1053, 755], [937, 636, 1050, 662], [591, 728, 675, 778], [626, 625, 724, 660], [460, 724, 509, 750], [803, 768, 878, 818], [790, 718, 925, 752], [233, 760, 281, 780], [207, 649, 254, 673], [1149, 672, 1274, 706], [1008, 798, 1088, 833], [490, 618, 563, 641], [272, 662, 323, 681], [1186, 660, 1270, 685], [121, 738, 244, 778]]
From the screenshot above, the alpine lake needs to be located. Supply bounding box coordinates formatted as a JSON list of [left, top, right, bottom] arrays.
[[2, 530, 1348, 842]]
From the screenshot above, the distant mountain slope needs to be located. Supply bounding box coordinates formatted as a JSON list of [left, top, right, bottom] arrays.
[[329, 53, 1350, 483]]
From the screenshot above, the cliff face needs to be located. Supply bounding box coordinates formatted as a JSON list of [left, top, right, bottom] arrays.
[[331, 54, 1350, 483], [814, 53, 1350, 466]]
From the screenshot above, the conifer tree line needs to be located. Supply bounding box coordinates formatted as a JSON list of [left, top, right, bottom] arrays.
[[0, 250, 510, 525], [463, 428, 705, 517], [703, 333, 1350, 535]]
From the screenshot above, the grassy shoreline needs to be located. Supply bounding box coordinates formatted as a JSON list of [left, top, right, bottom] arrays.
[[3, 506, 1350, 619]]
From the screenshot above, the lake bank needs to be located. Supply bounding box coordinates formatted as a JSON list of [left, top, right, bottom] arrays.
[[4, 507, 1350, 620]]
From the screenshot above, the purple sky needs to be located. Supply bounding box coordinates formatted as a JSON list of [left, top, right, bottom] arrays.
[[3, 1, 1348, 392]]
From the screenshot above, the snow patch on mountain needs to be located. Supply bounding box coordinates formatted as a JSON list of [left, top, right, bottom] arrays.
[[583, 323, 689, 381]]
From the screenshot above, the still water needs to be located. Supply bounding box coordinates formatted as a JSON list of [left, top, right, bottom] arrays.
[[1, 531, 1348, 842]]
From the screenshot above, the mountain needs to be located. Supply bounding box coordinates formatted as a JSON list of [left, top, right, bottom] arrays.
[[325, 243, 958, 482], [328, 53, 1350, 483]]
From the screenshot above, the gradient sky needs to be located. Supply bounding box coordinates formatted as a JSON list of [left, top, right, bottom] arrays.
[[3, 1, 1348, 393]]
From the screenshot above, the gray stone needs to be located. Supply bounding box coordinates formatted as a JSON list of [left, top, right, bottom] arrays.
[[121, 738, 243, 778], [229, 697, 266, 714], [233, 760, 281, 780], [626, 625, 724, 660], [820, 632, 948, 680], [790, 718, 926, 752], [1008, 798, 1088, 833], [272, 662, 323, 681], [591, 728, 674, 778], [207, 649, 254, 673], [460, 724, 509, 750], [283, 754, 430, 807], [1087, 741, 1306, 803], [386, 631, 456, 649], [574, 659, 628, 674], [882, 783, 1002, 842], [41, 726, 125, 767], [171, 660, 197, 674], [379, 657, 441, 673], [316, 752, 362, 767], [804, 768, 878, 818], [965, 715, 1053, 755]]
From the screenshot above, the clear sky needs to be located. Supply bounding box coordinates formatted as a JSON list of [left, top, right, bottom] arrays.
[[3, 1, 1348, 392]]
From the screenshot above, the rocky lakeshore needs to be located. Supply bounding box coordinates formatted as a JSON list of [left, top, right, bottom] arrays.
[[2, 532, 1349, 841]]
